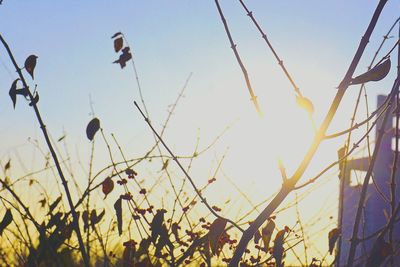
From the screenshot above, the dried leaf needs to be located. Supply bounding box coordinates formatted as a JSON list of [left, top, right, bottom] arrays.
[[208, 217, 227, 256], [171, 222, 181, 241], [82, 210, 89, 231], [8, 79, 19, 109], [151, 210, 166, 243], [262, 219, 275, 251], [366, 236, 392, 267], [24, 55, 38, 79], [38, 198, 46, 208], [254, 230, 261, 244], [86, 117, 100, 141], [351, 58, 391, 85], [4, 159, 10, 171], [111, 32, 122, 38], [296, 95, 314, 115], [102, 177, 114, 199], [114, 197, 122, 236], [328, 228, 340, 255], [113, 47, 132, 69], [273, 229, 285, 267], [48, 196, 62, 215], [0, 209, 12, 235], [114, 37, 123, 53]]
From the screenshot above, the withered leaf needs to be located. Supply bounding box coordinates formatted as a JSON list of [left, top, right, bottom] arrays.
[[262, 219, 275, 251], [254, 230, 261, 244], [208, 217, 227, 256], [273, 229, 285, 267], [113, 47, 132, 69], [102, 177, 114, 199], [82, 210, 89, 231], [86, 117, 100, 141], [0, 209, 12, 235], [24, 55, 38, 79], [4, 159, 10, 171], [151, 209, 166, 243], [351, 58, 391, 85], [9, 79, 19, 109], [328, 228, 340, 255], [114, 197, 122, 236], [114, 37, 123, 53], [90, 209, 105, 229]]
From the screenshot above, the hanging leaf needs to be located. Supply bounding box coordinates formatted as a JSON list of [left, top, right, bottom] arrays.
[[91, 209, 105, 229], [48, 196, 62, 215], [328, 228, 340, 255], [82, 210, 89, 231], [114, 37, 123, 53], [351, 58, 391, 85], [4, 159, 11, 171], [0, 209, 12, 235], [254, 230, 262, 244], [8, 79, 19, 109], [29, 92, 39, 106], [208, 217, 227, 256], [151, 209, 166, 243], [171, 222, 181, 241], [113, 47, 132, 69], [102, 177, 114, 199], [262, 219, 275, 251], [366, 236, 392, 267], [296, 95, 314, 115], [86, 117, 100, 141], [155, 224, 173, 257], [24, 55, 38, 79], [97, 209, 105, 223], [111, 32, 122, 39], [114, 197, 122, 236], [273, 229, 285, 267]]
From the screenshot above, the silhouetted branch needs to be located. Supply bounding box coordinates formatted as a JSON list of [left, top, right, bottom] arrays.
[[214, 0, 262, 115], [0, 34, 90, 267], [346, 77, 400, 267], [238, 0, 302, 97], [134, 101, 244, 232], [227, 1, 388, 265]]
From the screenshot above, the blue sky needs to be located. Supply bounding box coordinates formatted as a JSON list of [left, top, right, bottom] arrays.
[[0, 1, 399, 263]]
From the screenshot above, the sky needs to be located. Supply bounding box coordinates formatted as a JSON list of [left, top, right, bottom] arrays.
[[0, 0, 399, 264]]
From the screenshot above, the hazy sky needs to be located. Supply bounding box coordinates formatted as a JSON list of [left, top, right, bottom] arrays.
[[0, 1, 399, 263]]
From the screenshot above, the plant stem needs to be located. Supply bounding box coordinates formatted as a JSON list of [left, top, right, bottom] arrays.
[[214, 0, 262, 115], [227, 1, 388, 265], [0, 34, 90, 267]]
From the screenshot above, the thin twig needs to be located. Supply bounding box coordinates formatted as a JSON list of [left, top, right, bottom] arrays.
[[227, 1, 388, 265], [214, 0, 262, 115], [0, 34, 90, 267], [134, 101, 244, 232]]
